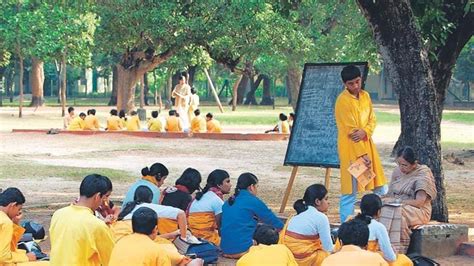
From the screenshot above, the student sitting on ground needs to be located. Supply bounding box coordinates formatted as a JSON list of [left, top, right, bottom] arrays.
[[119, 110, 127, 129], [281, 184, 333, 266], [107, 109, 123, 131], [0, 188, 37, 264], [127, 110, 141, 131], [94, 179, 120, 225], [49, 174, 115, 266], [205, 113, 222, 133], [84, 109, 100, 130], [354, 194, 413, 266], [190, 109, 207, 133], [123, 163, 169, 207], [188, 169, 232, 245], [322, 219, 387, 266], [237, 224, 297, 266], [160, 168, 202, 234], [166, 110, 183, 132], [220, 173, 284, 258], [109, 207, 171, 266], [112, 186, 187, 240], [148, 111, 163, 132], [288, 112, 295, 130], [63, 106, 75, 129], [67, 112, 86, 130], [265, 113, 290, 134]]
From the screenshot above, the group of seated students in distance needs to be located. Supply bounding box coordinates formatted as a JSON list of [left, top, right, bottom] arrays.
[[64, 106, 222, 133], [265, 112, 294, 134], [2, 146, 435, 265]]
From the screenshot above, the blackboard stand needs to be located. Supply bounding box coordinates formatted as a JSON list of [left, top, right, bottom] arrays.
[[279, 167, 331, 213]]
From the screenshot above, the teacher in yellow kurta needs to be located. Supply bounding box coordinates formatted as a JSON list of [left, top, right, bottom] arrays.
[[335, 65, 387, 223]]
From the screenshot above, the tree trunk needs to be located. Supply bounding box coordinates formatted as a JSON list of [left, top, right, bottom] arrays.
[[260, 74, 273, 105], [287, 62, 302, 110], [60, 54, 67, 117], [29, 57, 45, 107], [166, 71, 172, 109], [236, 74, 250, 104], [244, 74, 262, 105], [357, 0, 448, 221], [115, 64, 141, 112], [144, 73, 149, 106], [188, 65, 197, 87], [108, 65, 118, 106], [0, 66, 6, 107], [140, 75, 145, 109], [18, 56, 24, 118], [231, 75, 243, 111], [285, 75, 293, 105]]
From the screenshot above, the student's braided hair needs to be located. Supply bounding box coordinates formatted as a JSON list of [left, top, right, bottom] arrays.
[[228, 172, 258, 206], [118, 186, 153, 221], [196, 169, 230, 200], [293, 184, 327, 214], [141, 163, 169, 183], [355, 193, 382, 225]]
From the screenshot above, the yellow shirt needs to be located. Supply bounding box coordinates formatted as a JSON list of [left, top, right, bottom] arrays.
[[148, 118, 163, 132], [67, 117, 85, 130], [206, 119, 222, 133], [107, 116, 122, 131], [322, 245, 388, 266], [237, 244, 298, 266], [335, 89, 386, 194], [49, 205, 115, 266], [126, 115, 141, 131], [0, 211, 28, 264], [191, 116, 206, 133], [109, 233, 171, 266], [84, 115, 100, 130], [279, 121, 290, 134], [165, 116, 182, 132]]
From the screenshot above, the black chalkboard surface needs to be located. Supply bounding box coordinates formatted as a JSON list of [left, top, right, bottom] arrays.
[[284, 62, 368, 168]]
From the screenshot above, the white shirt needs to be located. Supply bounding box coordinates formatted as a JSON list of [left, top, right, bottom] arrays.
[[123, 202, 183, 220], [287, 206, 334, 252], [369, 219, 396, 262], [188, 191, 223, 215]]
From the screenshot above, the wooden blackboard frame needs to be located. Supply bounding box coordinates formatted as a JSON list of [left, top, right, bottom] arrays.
[[283, 62, 369, 168]]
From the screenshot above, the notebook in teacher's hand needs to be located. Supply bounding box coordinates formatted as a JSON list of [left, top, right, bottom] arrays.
[[348, 158, 376, 188]]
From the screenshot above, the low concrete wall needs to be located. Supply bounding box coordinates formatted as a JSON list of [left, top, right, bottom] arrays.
[[408, 223, 469, 258], [11, 129, 290, 141]]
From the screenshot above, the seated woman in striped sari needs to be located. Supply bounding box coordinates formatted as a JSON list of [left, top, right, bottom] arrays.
[[187, 169, 232, 245], [280, 184, 333, 266], [380, 146, 437, 253]]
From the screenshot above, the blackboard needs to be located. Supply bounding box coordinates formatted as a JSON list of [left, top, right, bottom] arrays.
[[284, 62, 368, 168]]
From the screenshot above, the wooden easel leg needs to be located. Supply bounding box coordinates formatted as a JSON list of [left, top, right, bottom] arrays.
[[325, 168, 331, 189], [279, 166, 299, 213]]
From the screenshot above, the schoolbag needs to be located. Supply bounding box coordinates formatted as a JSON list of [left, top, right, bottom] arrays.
[[173, 237, 219, 264], [407, 253, 440, 266]]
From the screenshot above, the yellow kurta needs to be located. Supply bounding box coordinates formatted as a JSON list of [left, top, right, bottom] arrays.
[[107, 116, 122, 131], [335, 89, 386, 194], [84, 115, 100, 130], [322, 245, 388, 266], [279, 121, 290, 134], [126, 115, 141, 131], [206, 119, 222, 133], [148, 118, 163, 132], [109, 233, 171, 266], [49, 205, 115, 266], [110, 220, 186, 265], [165, 117, 182, 132], [236, 244, 298, 266], [67, 117, 85, 130], [0, 211, 29, 264], [190, 116, 206, 133]]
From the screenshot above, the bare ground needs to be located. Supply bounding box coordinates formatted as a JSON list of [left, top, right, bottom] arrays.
[[1, 105, 473, 263]]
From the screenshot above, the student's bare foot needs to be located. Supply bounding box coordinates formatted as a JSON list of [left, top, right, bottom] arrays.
[[187, 258, 204, 266]]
